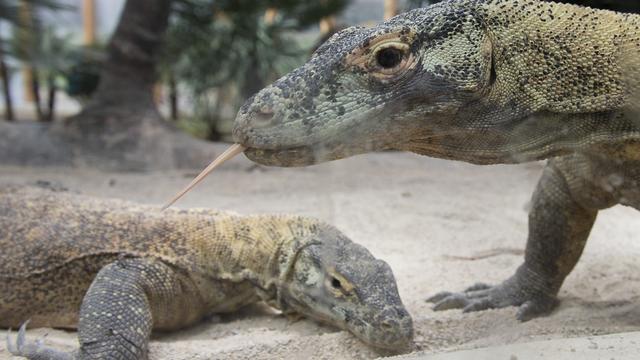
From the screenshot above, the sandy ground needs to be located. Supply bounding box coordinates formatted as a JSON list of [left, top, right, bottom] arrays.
[[1, 147, 640, 359]]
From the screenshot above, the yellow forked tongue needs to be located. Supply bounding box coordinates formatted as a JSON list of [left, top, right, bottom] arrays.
[[162, 144, 246, 210]]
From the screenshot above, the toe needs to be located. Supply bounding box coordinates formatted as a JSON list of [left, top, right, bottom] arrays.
[[464, 288, 492, 299], [432, 294, 471, 311], [462, 298, 493, 313], [426, 291, 453, 303], [516, 298, 558, 322], [464, 283, 492, 292]]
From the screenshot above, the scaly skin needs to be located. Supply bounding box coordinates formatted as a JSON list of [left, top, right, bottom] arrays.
[[231, 0, 640, 320], [1, 185, 413, 359]]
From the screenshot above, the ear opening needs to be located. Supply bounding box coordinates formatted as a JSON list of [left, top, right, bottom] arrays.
[[489, 43, 497, 87], [480, 33, 496, 90], [275, 239, 322, 310]]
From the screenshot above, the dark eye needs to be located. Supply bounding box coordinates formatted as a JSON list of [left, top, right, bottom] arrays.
[[331, 277, 342, 289], [376, 47, 404, 69]]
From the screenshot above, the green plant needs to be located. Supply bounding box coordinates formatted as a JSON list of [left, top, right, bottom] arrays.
[[161, 0, 350, 140], [0, 0, 74, 121]]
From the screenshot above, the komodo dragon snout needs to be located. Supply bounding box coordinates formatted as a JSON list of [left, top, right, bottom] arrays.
[[233, 1, 495, 166], [278, 225, 414, 350]]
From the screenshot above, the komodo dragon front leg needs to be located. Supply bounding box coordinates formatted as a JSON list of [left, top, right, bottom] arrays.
[[428, 156, 616, 320], [9, 258, 204, 360]]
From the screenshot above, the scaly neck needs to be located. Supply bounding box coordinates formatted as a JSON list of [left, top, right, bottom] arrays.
[[177, 212, 320, 293]]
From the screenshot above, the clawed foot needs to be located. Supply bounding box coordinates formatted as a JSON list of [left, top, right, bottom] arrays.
[[426, 276, 559, 321], [6, 321, 74, 360]]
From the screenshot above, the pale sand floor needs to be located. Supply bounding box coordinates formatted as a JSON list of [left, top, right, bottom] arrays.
[[1, 148, 639, 359]]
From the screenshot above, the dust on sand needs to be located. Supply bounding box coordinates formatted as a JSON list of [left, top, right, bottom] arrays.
[[1, 148, 639, 359]]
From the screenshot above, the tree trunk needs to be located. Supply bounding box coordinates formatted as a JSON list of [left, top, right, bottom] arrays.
[[52, 0, 217, 171], [0, 55, 14, 121], [384, 0, 398, 20], [80, 0, 172, 116], [31, 69, 44, 122], [46, 75, 56, 122], [168, 73, 178, 121]]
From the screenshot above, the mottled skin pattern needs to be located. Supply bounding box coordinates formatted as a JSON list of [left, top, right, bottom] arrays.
[[232, 0, 640, 321], [1, 186, 413, 359]]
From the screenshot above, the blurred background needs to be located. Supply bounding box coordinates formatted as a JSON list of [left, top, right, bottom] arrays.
[[0, 0, 637, 169], [0, 0, 417, 142]]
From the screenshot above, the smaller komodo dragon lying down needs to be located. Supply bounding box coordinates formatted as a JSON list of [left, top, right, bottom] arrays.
[[1, 185, 413, 360]]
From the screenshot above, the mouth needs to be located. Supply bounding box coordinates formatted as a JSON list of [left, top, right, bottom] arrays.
[[355, 321, 415, 351], [243, 146, 321, 167], [288, 298, 413, 351], [316, 315, 414, 351]]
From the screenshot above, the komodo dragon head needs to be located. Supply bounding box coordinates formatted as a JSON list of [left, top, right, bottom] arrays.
[[164, 0, 637, 208], [275, 222, 413, 350], [232, 0, 636, 166]]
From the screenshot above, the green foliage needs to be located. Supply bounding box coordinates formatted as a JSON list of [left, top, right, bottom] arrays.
[[0, 0, 71, 55], [64, 47, 103, 98], [11, 25, 73, 77], [164, 0, 350, 139], [5, 2, 99, 99]]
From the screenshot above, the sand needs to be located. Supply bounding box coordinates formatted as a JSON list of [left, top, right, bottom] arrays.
[[1, 147, 639, 359]]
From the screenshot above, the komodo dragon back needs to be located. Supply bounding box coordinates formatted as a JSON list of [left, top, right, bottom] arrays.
[[0, 184, 247, 277]]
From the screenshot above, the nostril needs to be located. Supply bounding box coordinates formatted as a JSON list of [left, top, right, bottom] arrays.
[[254, 110, 275, 123], [381, 321, 393, 330]]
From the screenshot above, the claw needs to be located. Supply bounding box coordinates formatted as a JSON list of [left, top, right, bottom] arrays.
[[432, 293, 471, 311], [17, 320, 29, 350], [464, 283, 492, 292], [4, 320, 74, 360], [515, 298, 558, 322], [425, 291, 453, 303], [464, 288, 492, 299], [6, 328, 16, 354], [462, 298, 493, 313], [6, 320, 31, 356]]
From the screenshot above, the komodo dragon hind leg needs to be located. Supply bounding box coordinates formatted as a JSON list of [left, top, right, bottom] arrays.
[[427, 159, 600, 321]]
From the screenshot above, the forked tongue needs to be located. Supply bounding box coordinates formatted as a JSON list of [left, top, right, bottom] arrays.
[[162, 144, 246, 210]]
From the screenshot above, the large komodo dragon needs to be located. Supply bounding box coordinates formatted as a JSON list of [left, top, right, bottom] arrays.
[[1, 185, 413, 359], [226, 0, 640, 321]]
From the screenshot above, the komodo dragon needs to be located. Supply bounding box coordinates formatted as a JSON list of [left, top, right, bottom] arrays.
[[221, 0, 640, 321], [1, 185, 413, 360]]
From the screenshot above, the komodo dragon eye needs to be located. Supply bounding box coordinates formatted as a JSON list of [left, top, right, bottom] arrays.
[[325, 270, 356, 298], [345, 31, 417, 82], [376, 47, 404, 69]]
